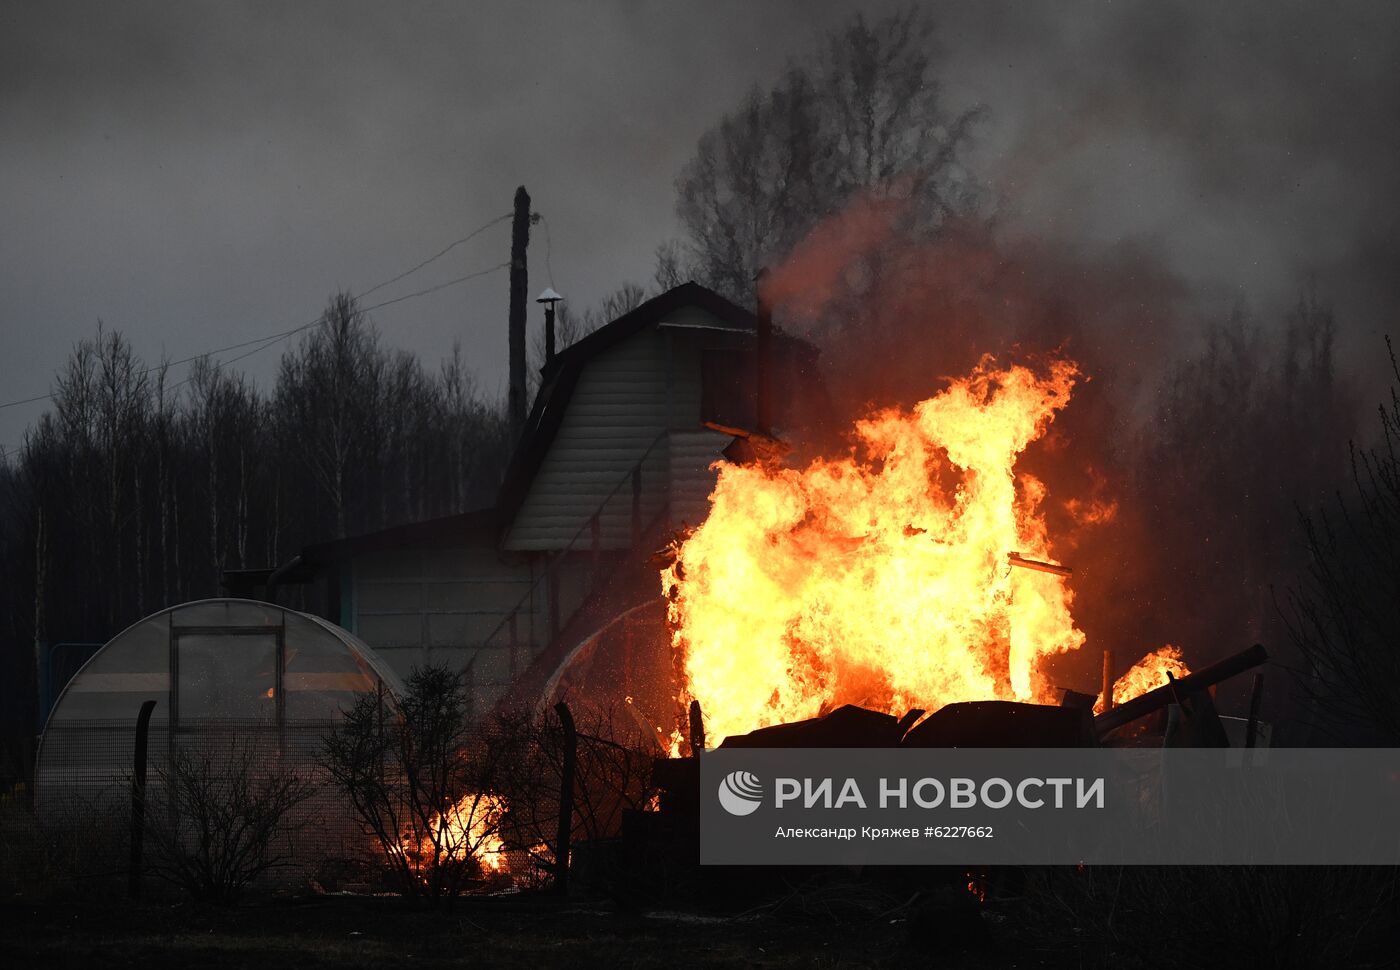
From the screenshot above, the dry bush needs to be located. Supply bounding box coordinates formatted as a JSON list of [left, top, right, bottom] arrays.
[[145, 736, 317, 903], [322, 666, 507, 904], [3, 784, 133, 900]]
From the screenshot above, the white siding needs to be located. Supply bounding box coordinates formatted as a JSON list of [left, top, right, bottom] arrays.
[[504, 311, 753, 553], [505, 328, 673, 551], [350, 543, 533, 700], [669, 429, 730, 529]]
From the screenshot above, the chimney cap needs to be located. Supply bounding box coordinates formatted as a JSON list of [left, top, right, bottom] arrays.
[[536, 287, 564, 304]]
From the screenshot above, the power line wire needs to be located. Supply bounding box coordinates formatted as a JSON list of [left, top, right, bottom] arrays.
[[355, 214, 512, 301], [0, 212, 513, 412], [165, 262, 510, 394], [0, 393, 50, 411]]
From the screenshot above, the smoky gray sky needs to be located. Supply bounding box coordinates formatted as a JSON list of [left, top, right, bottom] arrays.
[[2, 0, 1397, 453]]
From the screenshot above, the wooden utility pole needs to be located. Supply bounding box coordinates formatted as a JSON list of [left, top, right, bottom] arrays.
[[508, 187, 531, 436]]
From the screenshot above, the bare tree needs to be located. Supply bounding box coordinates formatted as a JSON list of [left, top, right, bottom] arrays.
[[652, 240, 688, 292], [1127, 299, 1353, 686], [675, 9, 983, 304], [1285, 337, 1400, 742], [437, 343, 510, 514], [275, 293, 384, 539], [187, 358, 263, 585], [597, 282, 647, 321], [3, 307, 513, 771]]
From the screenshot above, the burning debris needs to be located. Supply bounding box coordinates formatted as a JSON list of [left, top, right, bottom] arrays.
[[1095, 645, 1191, 714], [663, 356, 1190, 745]]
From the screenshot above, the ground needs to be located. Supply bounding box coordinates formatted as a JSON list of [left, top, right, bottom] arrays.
[[0, 892, 1068, 970], [4, 871, 1398, 969]]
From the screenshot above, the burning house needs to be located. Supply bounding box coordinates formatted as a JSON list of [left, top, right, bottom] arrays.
[[28, 277, 1272, 898], [238, 281, 829, 735], [215, 273, 1268, 758]]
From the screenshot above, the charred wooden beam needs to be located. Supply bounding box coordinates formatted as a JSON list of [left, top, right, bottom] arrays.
[[1094, 642, 1268, 736], [707, 421, 791, 465], [895, 708, 926, 740], [1008, 551, 1073, 578], [1060, 688, 1098, 710]]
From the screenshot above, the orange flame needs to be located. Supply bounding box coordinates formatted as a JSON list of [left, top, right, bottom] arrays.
[[665, 357, 1096, 744], [1096, 645, 1191, 714], [420, 792, 508, 875]]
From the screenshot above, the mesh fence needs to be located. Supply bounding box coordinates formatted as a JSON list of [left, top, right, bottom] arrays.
[[34, 718, 376, 891], [25, 709, 659, 897]]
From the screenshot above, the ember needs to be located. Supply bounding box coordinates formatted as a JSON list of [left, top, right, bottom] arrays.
[[664, 357, 1178, 744]]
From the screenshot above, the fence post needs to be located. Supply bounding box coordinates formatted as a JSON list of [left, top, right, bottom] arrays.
[[553, 701, 577, 895], [689, 699, 705, 759], [129, 699, 157, 899]]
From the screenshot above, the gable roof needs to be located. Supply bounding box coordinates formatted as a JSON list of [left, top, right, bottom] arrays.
[[494, 281, 768, 526]]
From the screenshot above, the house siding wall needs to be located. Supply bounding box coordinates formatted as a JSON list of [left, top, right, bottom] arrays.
[[669, 429, 731, 528], [503, 308, 751, 553], [349, 544, 534, 714], [504, 328, 672, 552]]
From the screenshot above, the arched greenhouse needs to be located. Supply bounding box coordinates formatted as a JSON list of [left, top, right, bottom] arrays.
[[34, 599, 405, 888]]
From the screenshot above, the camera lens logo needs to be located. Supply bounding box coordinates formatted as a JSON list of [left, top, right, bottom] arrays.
[[717, 770, 764, 816]]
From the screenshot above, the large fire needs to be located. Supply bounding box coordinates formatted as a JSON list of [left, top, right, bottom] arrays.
[[664, 356, 1175, 744], [1096, 645, 1190, 714]]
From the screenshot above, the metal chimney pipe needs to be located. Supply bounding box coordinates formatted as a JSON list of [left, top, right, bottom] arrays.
[[537, 287, 563, 367]]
